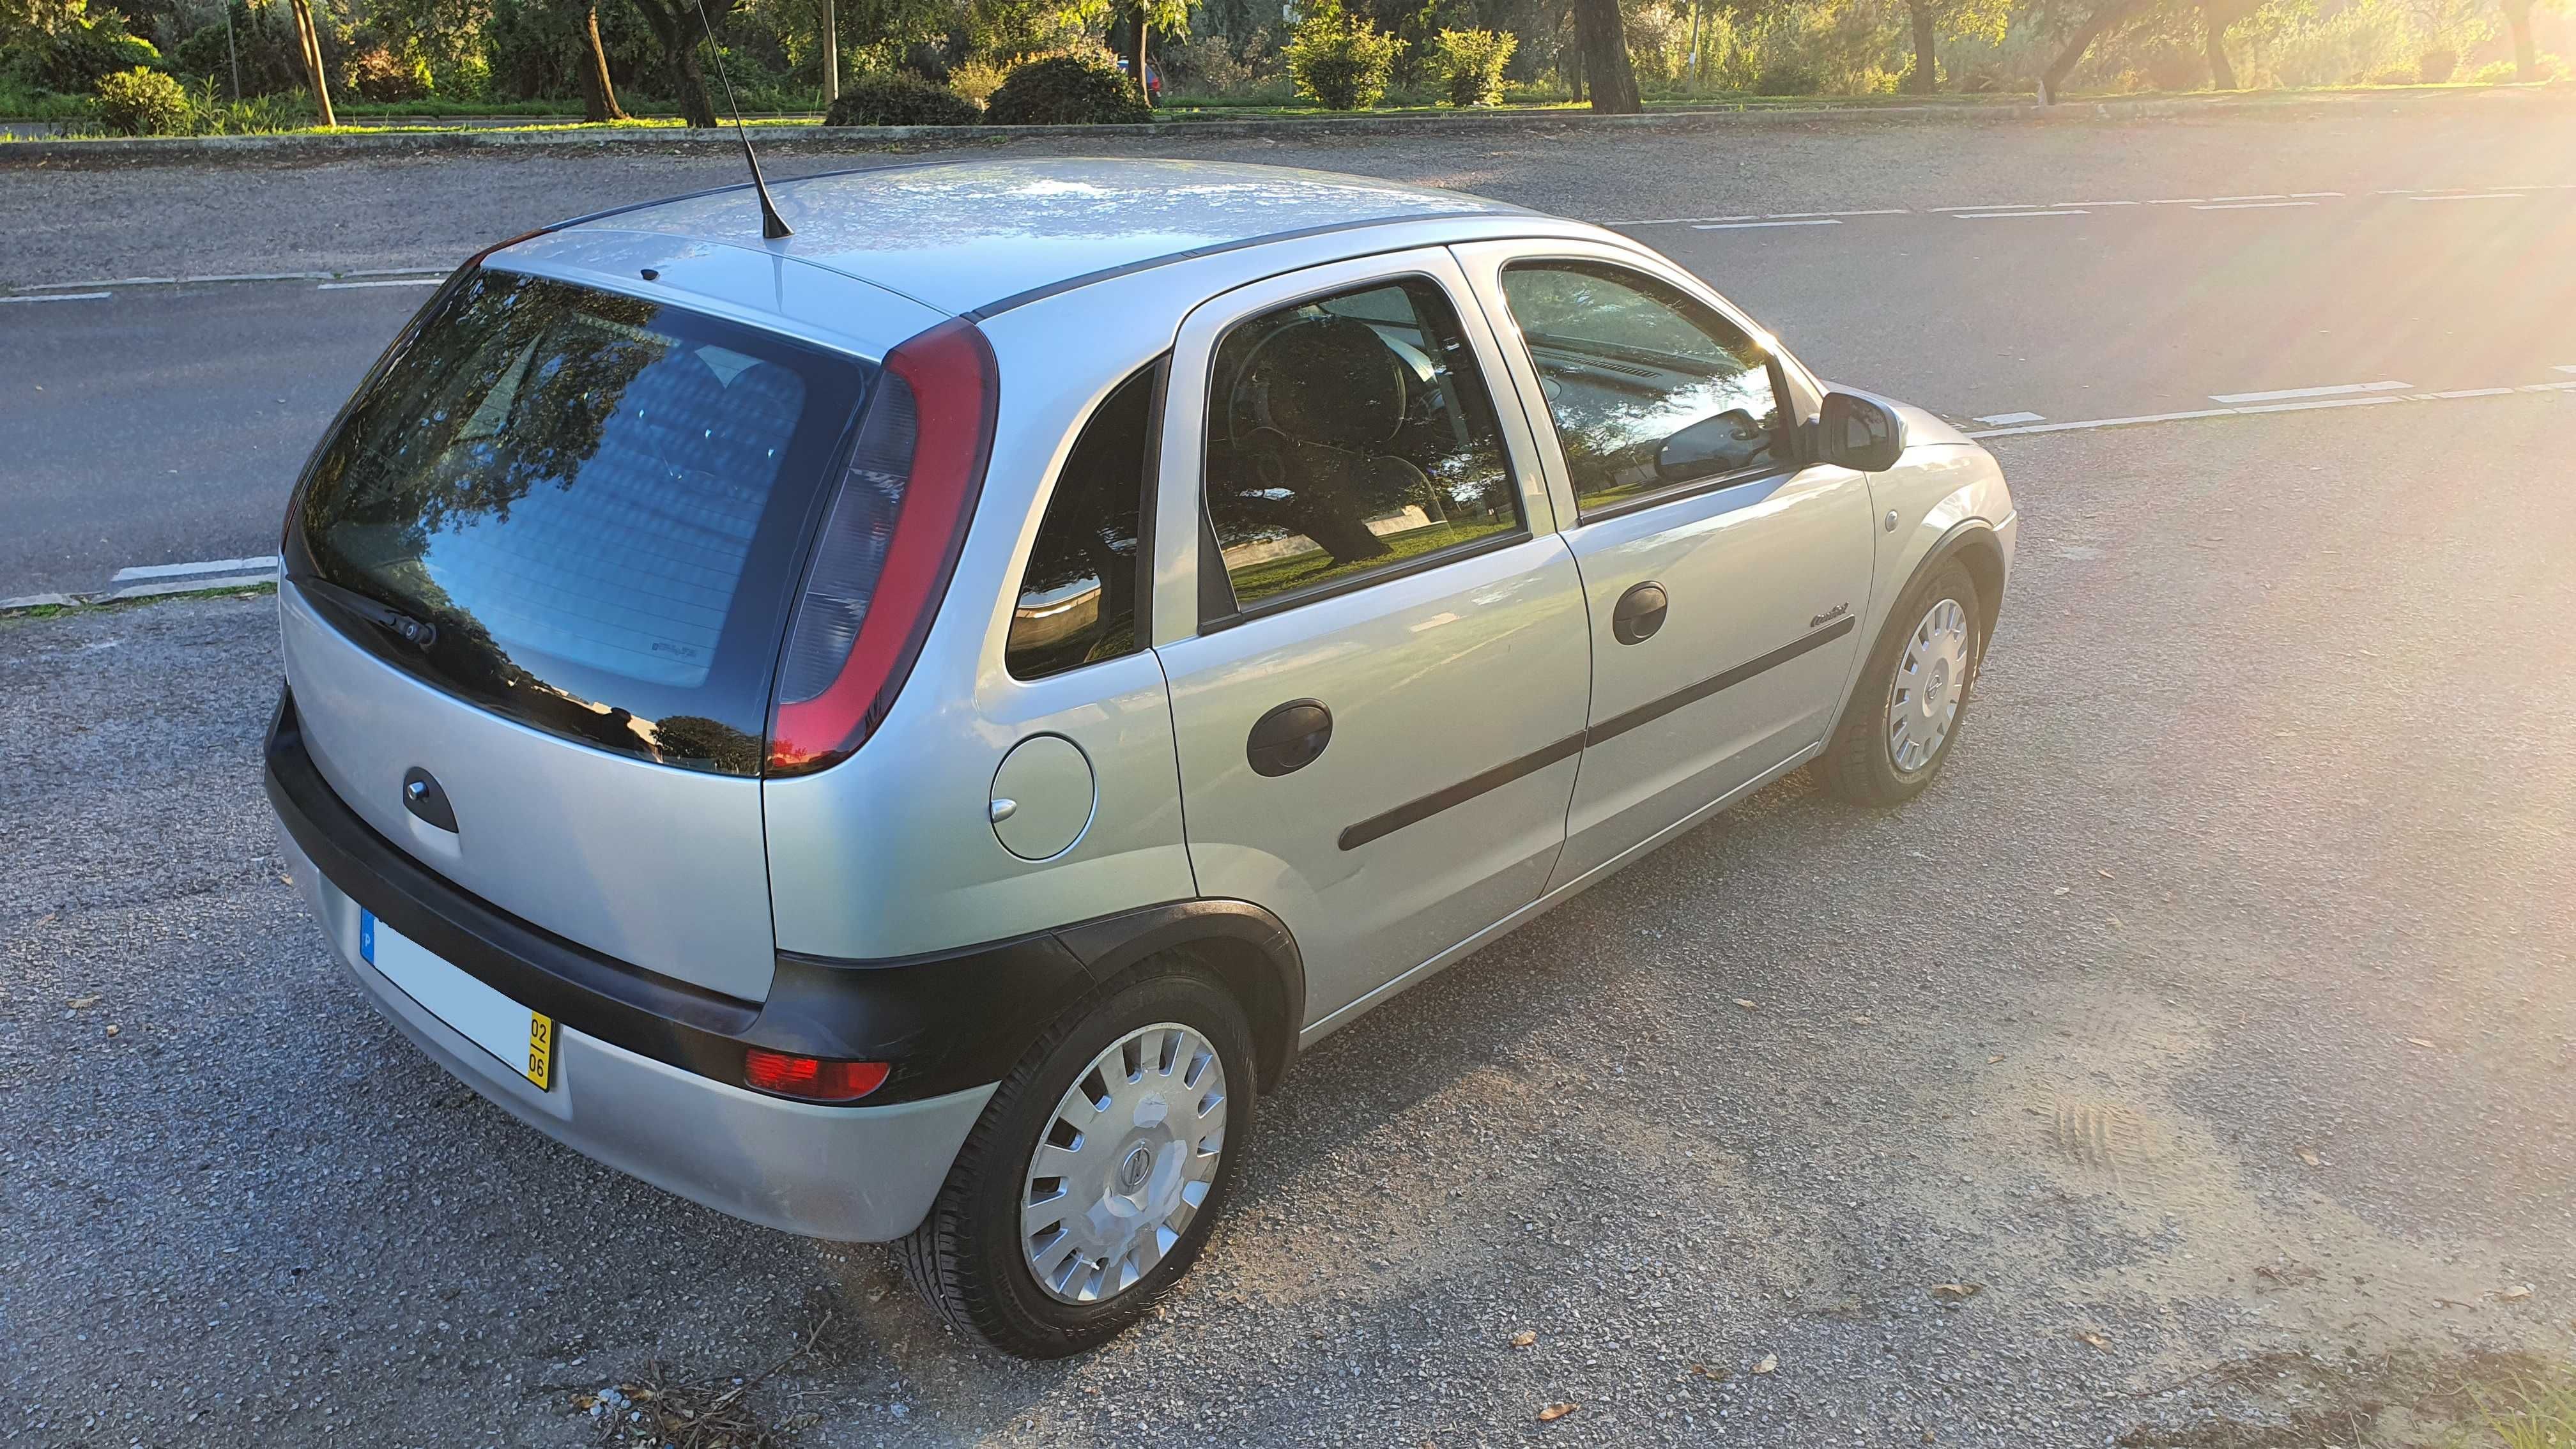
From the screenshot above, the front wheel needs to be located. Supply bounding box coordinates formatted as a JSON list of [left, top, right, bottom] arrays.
[[900, 967, 1255, 1358], [1816, 560, 1983, 807]]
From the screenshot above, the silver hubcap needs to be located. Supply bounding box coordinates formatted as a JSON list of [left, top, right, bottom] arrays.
[[1021, 1022, 1227, 1305], [1886, 597, 1972, 774]]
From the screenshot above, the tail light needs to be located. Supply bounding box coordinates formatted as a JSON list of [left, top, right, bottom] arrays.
[[767, 318, 999, 776], [743, 1048, 890, 1102]]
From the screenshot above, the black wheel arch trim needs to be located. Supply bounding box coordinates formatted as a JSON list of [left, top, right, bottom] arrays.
[[266, 688, 1305, 1106], [1902, 518, 2010, 668]]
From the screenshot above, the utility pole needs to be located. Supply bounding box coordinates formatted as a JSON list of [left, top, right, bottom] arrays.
[[820, 0, 837, 106], [1686, 0, 1703, 85], [222, 0, 241, 100]]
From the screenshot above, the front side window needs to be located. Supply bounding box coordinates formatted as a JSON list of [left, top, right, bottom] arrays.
[[1498, 261, 1783, 516], [1203, 277, 1523, 613], [1007, 365, 1157, 680]]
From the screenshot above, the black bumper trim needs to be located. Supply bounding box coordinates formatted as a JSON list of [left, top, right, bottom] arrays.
[[265, 689, 1293, 1105]]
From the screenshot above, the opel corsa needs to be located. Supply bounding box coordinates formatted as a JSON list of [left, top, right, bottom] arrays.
[[265, 158, 2017, 1356]]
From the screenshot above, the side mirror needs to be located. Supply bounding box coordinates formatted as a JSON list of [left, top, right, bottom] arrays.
[[1818, 392, 1906, 472]]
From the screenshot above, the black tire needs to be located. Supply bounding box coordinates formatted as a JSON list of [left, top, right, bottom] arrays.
[[900, 965, 1257, 1358], [1816, 559, 1984, 807]]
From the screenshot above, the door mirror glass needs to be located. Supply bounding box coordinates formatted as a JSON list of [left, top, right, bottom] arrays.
[[1818, 391, 1905, 472]]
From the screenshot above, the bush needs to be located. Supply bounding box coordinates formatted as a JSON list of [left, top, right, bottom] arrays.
[[348, 45, 432, 101], [947, 57, 1007, 106], [984, 51, 1149, 124], [824, 72, 983, 125], [2464, 58, 2517, 82], [1284, 3, 1403, 109], [2368, 63, 2415, 84], [2418, 47, 2457, 82], [1752, 62, 1820, 95], [1430, 27, 1514, 106], [94, 66, 192, 134], [30, 14, 162, 94]]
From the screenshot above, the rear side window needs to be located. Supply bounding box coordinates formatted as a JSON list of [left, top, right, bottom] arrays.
[[288, 268, 867, 775], [1202, 277, 1523, 614], [1006, 365, 1158, 680]]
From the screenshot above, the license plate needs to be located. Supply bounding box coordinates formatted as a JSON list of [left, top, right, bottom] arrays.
[[360, 911, 553, 1090]]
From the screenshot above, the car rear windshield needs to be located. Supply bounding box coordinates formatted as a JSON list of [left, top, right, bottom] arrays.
[[287, 267, 869, 776]]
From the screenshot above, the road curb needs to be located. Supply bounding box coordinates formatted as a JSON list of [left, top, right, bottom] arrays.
[[5, 84, 2568, 164]]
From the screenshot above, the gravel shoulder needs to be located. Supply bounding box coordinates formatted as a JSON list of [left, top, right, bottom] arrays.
[[6, 395, 2573, 1446], [5, 101, 2574, 289]]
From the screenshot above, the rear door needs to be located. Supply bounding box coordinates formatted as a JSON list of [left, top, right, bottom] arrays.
[[1454, 241, 1878, 888], [281, 265, 891, 1001], [1147, 250, 1590, 1029]]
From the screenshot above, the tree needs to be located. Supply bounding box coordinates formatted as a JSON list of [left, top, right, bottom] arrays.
[[1899, 0, 2007, 94], [2500, 0, 2536, 78], [2037, 0, 2151, 99], [1568, 0, 1637, 111], [575, 1, 625, 118], [285, 0, 335, 123], [627, 0, 739, 125]]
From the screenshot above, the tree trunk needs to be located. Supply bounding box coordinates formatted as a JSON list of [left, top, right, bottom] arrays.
[[2503, 0, 2537, 80], [2041, 0, 2145, 100], [631, 0, 721, 126], [2203, 6, 2236, 89], [576, 4, 626, 122], [1906, 0, 1938, 93], [1570, 0, 1641, 113], [288, 0, 335, 126], [1130, 9, 1151, 107], [673, 40, 716, 126], [819, 0, 836, 104]]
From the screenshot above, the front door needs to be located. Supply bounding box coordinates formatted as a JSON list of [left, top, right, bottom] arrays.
[[1455, 243, 1878, 888], [1149, 250, 1591, 1030]]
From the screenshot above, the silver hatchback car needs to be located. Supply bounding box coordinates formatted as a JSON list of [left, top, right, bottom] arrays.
[[265, 158, 2015, 1356]]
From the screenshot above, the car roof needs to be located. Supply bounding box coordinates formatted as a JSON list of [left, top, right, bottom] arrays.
[[544, 157, 1538, 319]]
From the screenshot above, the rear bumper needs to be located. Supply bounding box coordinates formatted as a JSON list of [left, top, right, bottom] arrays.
[[264, 693, 994, 1242], [277, 822, 990, 1241]]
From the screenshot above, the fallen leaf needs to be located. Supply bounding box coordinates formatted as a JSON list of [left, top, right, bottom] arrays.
[[2108, 916, 2124, 928], [34, 913, 57, 927], [1752, 1353, 1777, 1375], [2097, 869, 2114, 879], [2406, 1038, 2437, 1049], [2051, 886, 2071, 897], [1988, 1054, 2005, 1064], [2073, 1329, 2110, 1349], [2296, 1149, 2321, 1167], [2500, 1284, 2533, 1302], [1689, 1363, 1730, 1381], [1510, 1330, 1537, 1348], [1733, 999, 1757, 1012], [68, 995, 100, 1009], [1850, 1015, 1874, 1025], [1537, 1402, 1577, 1422], [1930, 1283, 1983, 1304]]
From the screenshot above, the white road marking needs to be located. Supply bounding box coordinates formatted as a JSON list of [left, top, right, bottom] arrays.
[[2407, 192, 2520, 202], [1763, 208, 1910, 218], [2193, 200, 2318, 210], [1692, 218, 1841, 230], [2209, 194, 2289, 202], [2291, 192, 2345, 199], [111, 556, 282, 583], [316, 277, 443, 290], [2145, 198, 2207, 204], [1974, 411, 2047, 425], [2054, 200, 2140, 207], [2555, 365, 2576, 375], [2209, 380, 2411, 404], [1966, 374, 2573, 440], [0, 291, 111, 305], [1958, 210, 2087, 219]]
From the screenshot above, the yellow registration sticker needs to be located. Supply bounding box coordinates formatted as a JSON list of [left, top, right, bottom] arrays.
[[525, 1013, 554, 1090]]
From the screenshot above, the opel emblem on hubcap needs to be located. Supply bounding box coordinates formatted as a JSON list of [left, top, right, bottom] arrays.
[[1118, 1146, 1153, 1191]]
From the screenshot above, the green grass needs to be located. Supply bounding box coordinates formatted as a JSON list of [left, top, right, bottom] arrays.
[[2466, 1368, 2576, 1448]]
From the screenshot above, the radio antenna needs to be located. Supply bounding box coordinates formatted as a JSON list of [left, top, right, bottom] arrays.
[[691, 0, 793, 240]]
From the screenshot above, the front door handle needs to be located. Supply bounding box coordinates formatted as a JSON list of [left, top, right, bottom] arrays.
[[1246, 698, 1333, 777], [1611, 581, 1669, 645]]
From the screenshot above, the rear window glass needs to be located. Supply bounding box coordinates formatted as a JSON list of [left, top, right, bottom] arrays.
[[288, 268, 868, 775]]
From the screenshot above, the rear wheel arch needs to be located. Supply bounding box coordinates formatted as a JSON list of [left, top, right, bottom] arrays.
[[1054, 900, 1305, 1091]]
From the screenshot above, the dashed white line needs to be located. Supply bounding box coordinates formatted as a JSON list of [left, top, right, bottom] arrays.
[[1958, 210, 2088, 219], [2555, 365, 2576, 375], [2145, 198, 2207, 205], [2209, 380, 2411, 404], [1965, 373, 2572, 440], [2407, 192, 2520, 202], [1924, 203, 2041, 212], [0, 291, 110, 305], [1692, 218, 1842, 230], [2209, 194, 2289, 202], [2193, 200, 2318, 210], [111, 556, 282, 583], [316, 277, 443, 290], [2053, 200, 2140, 208], [1974, 411, 2047, 425]]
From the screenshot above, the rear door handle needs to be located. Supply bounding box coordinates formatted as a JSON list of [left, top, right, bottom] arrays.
[[1246, 698, 1333, 777], [1611, 581, 1669, 645]]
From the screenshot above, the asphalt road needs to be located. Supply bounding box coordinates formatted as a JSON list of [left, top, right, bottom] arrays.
[[4, 102, 2575, 596], [6, 111, 2576, 1447]]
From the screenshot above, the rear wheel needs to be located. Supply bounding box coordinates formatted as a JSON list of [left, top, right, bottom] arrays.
[[1817, 560, 1983, 807], [901, 967, 1254, 1358]]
